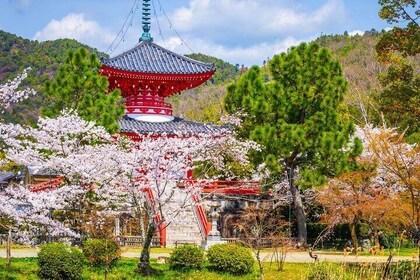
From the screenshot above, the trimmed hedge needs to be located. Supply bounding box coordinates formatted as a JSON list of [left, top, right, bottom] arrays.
[[168, 244, 204, 270], [38, 242, 84, 280], [206, 243, 254, 275], [82, 238, 121, 267]]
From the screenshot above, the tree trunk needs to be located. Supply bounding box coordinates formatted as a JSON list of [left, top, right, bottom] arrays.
[[287, 165, 307, 244], [136, 222, 158, 276], [374, 231, 380, 247], [6, 228, 11, 267], [255, 249, 263, 278], [139, 210, 146, 240], [350, 222, 358, 249]]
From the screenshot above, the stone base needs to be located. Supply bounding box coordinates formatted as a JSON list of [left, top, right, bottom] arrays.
[[202, 240, 227, 250]]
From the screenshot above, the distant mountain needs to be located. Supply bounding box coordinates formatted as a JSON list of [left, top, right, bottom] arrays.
[[185, 53, 240, 84], [175, 30, 391, 124], [2, 29, 414, 126], [0, 30, 106, 124], [315, 29, 387, 124]]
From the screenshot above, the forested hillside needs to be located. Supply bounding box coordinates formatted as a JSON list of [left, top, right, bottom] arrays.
[[172, 30, 392, 124], [1, 29, 417, 127], [0, 30, 105, 124], [316, 30, 386, 125]]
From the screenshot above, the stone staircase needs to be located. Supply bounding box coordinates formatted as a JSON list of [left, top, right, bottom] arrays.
[[162, 189, 204, 247]]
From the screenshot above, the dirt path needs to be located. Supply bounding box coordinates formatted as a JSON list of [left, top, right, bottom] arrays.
[[0, 248, 417, 263]]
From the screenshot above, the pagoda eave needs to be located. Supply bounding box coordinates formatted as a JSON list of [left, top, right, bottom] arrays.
[[100, 65, 214, 83], [100, 65, 214, 98]]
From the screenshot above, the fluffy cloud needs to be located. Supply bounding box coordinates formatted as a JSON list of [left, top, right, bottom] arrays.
[[132, 0, 348, 65], [166, 0, 346, 47], [31, 1, 348, 66], [156, 35, 314, 66], [348, 30, 364, 36], [33, 13, 115, 51]]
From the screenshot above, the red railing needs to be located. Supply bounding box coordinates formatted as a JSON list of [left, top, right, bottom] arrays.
[[126, 96, 173, 116], [126, 100, 173, 109], [142, 187, 166, 247], [180, 180, 260, 195], [192, 194, 211, 238], [30, 177, 62, 192]]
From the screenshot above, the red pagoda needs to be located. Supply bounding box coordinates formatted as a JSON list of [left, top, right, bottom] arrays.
[[100, 1, 215, 127], [97, 0, 259, 247]]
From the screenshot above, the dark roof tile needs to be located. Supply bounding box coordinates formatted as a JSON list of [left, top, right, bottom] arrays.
[[119, 115, 227, 135], [102, 41, 215, 75]]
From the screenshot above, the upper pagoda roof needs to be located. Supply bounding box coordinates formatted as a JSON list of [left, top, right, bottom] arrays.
[[101, 41, 215, 75]]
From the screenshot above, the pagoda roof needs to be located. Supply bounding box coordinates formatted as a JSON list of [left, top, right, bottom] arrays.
[[101, 41, 215, 75], [119, 115, 227, 135]]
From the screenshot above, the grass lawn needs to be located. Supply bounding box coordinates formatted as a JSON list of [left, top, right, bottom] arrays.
[[0, 257, 310, 280], [1, 257, 418, 279]]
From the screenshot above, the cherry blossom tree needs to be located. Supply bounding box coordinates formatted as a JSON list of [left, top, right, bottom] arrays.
[[0, 185, 77, 267], [0, 68, 36, 111], [0, 110, 259, 275], [318, 171, 407, 248], [118, 131, 259, 275], [318, 124, 419, 249], [357, 124, 420, 229], [0, 111, 123, 266], [0, 111, 131, 236]]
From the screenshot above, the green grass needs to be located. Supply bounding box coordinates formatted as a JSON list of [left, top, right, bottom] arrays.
[[0, 257, 309, 280], [1, 257, 418, 279], [0, 258, 39, 280]]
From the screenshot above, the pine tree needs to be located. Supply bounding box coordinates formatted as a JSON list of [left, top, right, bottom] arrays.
[[42, 48, 124, 133], [225, 42, 362, 243], [376, 0, 420, 142]]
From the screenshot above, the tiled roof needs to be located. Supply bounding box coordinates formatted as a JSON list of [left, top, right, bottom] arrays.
[[0, 172, 16, 187], [101, 41, 215, 75], [26, 167, 60, 176], [119, 115, 227, 135], [0, 172, 15, 184]]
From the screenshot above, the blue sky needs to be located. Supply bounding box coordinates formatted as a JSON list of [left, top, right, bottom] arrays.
[[0, 0, 390, 65]]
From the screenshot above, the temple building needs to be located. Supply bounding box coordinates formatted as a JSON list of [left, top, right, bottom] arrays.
[[98, 0, 260, 247], [100, 0, 218, 136]]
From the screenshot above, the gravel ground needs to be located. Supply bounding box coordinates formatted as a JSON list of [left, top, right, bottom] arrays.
[[0, 248, 417, 263]]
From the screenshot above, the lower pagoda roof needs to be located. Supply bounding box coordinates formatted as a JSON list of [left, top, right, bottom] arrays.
[[118, 115, 227, 135]]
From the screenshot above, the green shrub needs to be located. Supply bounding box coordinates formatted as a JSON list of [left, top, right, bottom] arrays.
[[38, 242, 84, 280], [168, 244, 204, 270], [206, 243, 254, 275], [82, 238, 121, 267]]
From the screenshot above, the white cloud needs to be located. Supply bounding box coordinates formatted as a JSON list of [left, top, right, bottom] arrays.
[[156, 35, 315, 66], [33, 13, 115, 51], [30, 1, 349, 66], [348, 30, 364, 36], [166, 0, 346, 47], [98, 0, 345, 65]]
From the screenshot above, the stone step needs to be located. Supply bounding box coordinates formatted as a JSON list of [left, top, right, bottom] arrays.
[[162, 190, 204, 247]]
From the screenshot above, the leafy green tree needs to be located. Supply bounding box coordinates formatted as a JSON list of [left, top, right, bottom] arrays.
[[376, 0, 419, 142], [378, 61, 419, 141], [225, 43, 361, 243], [42, 48, 124, 133]]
